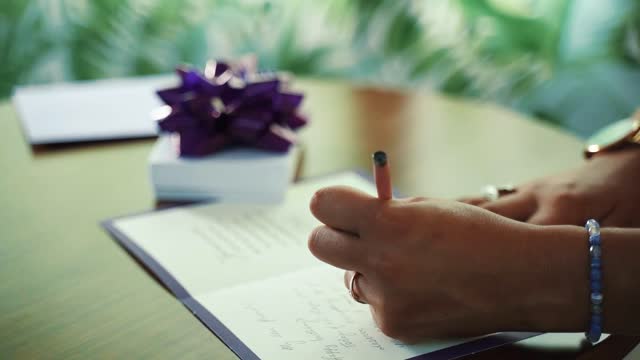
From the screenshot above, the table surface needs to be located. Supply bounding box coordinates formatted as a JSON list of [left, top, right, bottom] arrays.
[[1, 78, 637, 359]]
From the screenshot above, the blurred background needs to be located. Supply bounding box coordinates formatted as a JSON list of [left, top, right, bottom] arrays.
[[1, 0, 639, 137]]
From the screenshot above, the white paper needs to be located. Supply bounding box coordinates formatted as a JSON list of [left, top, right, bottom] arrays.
[[114, 172, 375, 295], [13, 75, 175, 144], [111, 172, 481, 359], [197, 266, 466, 360]]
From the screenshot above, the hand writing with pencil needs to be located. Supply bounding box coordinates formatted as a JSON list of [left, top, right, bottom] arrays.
[[308, 187, 552, 342], [307, 151, 640, 343], [308, 151, 552, 341], [309, 187, 588, 342]]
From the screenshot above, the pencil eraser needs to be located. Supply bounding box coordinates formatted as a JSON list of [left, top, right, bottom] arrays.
[[373, 151, 387, 167]]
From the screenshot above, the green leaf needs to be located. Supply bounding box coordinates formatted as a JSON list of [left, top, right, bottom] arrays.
[[383, 7, 423, 55], [0, 1, 56, 97]]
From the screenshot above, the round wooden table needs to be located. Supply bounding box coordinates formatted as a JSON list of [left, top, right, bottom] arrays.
[[0, 78, 637, 359]]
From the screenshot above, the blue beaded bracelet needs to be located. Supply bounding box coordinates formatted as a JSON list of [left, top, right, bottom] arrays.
[[585, 219, 603, 343]]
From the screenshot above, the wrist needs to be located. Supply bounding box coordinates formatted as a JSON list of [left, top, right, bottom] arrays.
[[515, 224, 590, 332]]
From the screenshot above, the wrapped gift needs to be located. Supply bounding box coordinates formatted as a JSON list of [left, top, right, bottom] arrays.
[[149, 135, 299, 202], [148, 56, 307, 203]]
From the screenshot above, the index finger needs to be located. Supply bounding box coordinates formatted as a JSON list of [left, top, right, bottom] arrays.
[[308, 225, 369, 272], [481, 192, 537, 222], [310, 185, 377, 235]]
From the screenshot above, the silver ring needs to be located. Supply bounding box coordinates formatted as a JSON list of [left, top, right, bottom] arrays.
[[482, 184, 516, 201], [348, 272, 366, 304]]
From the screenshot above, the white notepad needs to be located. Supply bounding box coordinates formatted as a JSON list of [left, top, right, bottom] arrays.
[[103, 172, 537, 359], [13, 75, 175, 144]]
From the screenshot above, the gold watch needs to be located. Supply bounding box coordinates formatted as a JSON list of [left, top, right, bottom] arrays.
[[584, 109, 640, 158]]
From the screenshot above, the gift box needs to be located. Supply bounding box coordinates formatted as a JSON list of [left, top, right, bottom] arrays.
[[149, 135, 299, 203], [147, 56, 307, 203]]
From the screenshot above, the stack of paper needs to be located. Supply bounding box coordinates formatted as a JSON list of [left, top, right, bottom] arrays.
[[149, 136, 299, 203], [13, 75, 175, 144]]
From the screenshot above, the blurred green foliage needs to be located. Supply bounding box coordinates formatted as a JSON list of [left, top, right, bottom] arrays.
[[1, 0, 639, 135]]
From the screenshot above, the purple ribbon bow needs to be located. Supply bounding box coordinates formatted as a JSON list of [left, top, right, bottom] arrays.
[[153, 56, 307, 157]]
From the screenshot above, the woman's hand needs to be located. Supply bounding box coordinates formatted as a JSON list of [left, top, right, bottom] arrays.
[[307, 187, 587, 342], [462, 148, 640, 227]]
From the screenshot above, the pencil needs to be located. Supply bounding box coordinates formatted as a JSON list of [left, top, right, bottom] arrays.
[[372, 151, 392, 200]]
